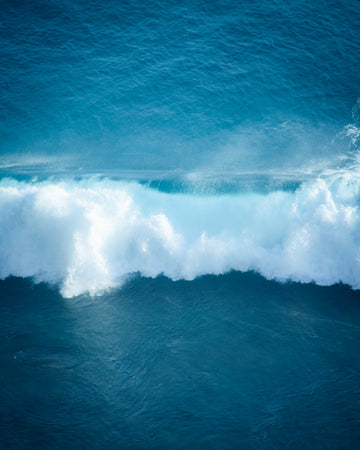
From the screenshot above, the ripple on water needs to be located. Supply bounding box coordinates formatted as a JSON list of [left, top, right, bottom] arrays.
[[14, 346, 82, 370]]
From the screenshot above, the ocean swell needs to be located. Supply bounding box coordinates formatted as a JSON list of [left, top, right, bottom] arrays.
[[0, 174, 359, 298]]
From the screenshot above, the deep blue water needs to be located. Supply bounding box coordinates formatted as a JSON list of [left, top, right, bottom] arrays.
[[1, 273, 360, 448], [1, 0, 360, 448]]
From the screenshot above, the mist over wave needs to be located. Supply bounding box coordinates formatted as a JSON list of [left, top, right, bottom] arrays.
[[1, 170, 359, 298]]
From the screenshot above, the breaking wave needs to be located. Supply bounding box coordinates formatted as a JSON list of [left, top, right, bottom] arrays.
[[0, 170, 360, 298]]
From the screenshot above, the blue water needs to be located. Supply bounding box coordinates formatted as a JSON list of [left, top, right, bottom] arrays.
[[1, 0, 360, 447]]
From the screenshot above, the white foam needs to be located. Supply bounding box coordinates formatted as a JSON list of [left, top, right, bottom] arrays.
[[0, 175, 359, 297]]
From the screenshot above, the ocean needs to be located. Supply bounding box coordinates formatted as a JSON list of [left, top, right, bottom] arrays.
[[1, 0, 360, 448]]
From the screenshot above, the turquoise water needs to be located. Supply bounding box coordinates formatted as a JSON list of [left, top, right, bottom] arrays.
[[1, 0, 360, 447], [1, 0, 359, 174]]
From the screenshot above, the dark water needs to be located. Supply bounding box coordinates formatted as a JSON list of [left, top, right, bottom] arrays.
[[1, 273, 360, 449]]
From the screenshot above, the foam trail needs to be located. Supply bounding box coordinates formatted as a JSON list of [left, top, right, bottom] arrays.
[[0, 175, 359, 297]]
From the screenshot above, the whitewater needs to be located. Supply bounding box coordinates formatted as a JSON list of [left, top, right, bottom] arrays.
[[1, 164, 359, 298]]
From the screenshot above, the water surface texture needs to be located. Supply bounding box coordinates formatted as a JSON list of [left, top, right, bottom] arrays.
[[1, 0, 360, 448]]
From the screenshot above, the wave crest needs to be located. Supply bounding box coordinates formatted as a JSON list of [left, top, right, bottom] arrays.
[[0, 175, 359, 297]]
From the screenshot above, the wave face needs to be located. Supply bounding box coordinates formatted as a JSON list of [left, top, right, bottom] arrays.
[[1, 173, 359, 297]]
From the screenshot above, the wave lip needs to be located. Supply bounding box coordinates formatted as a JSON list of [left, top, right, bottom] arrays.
[[0, 174, 359, 297]]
